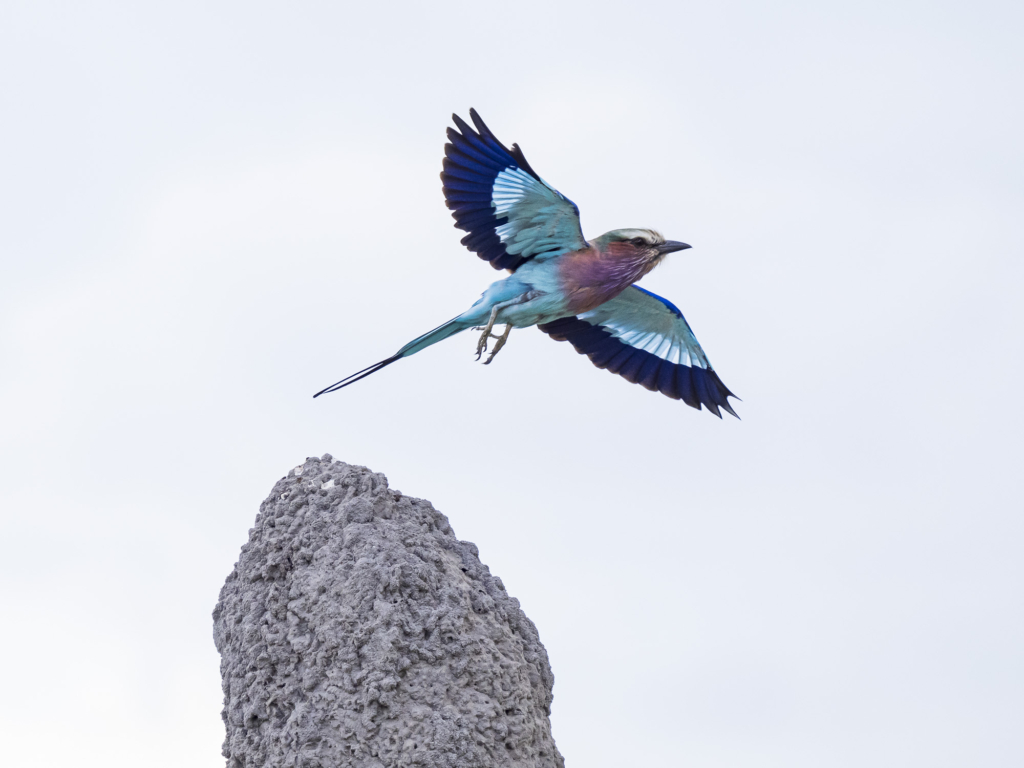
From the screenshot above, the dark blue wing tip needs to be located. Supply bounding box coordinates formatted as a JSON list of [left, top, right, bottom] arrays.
[[454, 109, 542, 183]]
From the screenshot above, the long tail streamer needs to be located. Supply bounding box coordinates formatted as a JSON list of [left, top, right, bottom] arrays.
[[312, 354, 402, 398]]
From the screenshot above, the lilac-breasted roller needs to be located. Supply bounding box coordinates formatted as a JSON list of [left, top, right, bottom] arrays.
[[315, 109, 739, 418]]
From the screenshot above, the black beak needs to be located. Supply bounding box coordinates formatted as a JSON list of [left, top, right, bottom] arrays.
[[657, 240, 691, 255]]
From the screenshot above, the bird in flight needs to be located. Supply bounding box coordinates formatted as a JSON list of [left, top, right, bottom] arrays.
[[315, 109, 739, 417]]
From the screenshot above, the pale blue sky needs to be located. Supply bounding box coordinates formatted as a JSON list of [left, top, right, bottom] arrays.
[[1, 1, 1022, 765]]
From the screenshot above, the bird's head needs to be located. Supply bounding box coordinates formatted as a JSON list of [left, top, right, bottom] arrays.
[[593, 228, 691, 265]]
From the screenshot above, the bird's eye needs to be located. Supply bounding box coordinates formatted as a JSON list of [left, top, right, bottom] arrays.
[[630, 237, 646, 246]]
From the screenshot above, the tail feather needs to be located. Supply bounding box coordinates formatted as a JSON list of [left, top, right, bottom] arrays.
[[395, 316, 467, 357], [313, 316, 468, 398], [313, 354, 402, 397]]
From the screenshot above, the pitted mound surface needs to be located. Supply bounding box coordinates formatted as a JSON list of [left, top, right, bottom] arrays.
[[213, 455, 563, 768]]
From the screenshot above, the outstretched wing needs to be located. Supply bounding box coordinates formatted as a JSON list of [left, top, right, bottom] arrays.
[[442, 109, 588, 272], [538, 286, 740, 417]]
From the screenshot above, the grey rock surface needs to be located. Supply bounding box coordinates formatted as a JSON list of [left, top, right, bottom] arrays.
[[213, 455, 563, 768]]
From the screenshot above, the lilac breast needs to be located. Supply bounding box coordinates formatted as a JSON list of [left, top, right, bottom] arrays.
[[559, 247, 652, 315]]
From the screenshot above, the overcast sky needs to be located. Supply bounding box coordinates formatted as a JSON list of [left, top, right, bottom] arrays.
[[2, 1, 1022, 766]]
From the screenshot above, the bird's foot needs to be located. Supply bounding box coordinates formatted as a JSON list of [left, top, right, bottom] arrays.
[[474, 328, 506, 360], [474, 306, 502, 360], [474, 329, 490, 360], [481, 321, 509, 364]]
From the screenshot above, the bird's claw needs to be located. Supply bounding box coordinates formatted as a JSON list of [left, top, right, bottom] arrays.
[[475, 303, 515, 362], [481, 324, 512, 364], [475, 329, 506, 360], [474, 334, 490, 360]]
